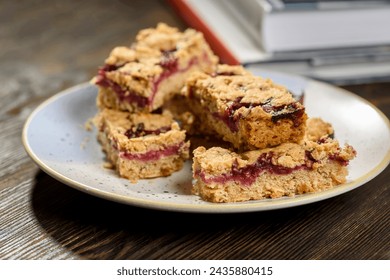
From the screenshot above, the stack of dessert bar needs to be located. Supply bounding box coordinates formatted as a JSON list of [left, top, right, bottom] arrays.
[[93, 23, 356, 202], [182, 64, 356, 202], [92, 23, 218, 182]]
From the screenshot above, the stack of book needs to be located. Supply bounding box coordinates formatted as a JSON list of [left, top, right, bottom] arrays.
[[169, 0, 390, 84]]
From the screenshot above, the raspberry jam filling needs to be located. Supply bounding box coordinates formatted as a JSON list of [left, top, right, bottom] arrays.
[[212, 97, 305, 132], [119, 142, 186, 161], [124, 123, 171, 138], [96, 50, 206, 109], [195, 151, 349, 187], [95, 68, 149, 108]]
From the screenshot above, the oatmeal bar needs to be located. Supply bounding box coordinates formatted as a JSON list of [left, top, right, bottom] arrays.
[[182, 64, 307, 150], [95, 108, 190, 182], [192, 118, 356, 203], [94, 23, 218, 113], [192, 139, 356, 203]]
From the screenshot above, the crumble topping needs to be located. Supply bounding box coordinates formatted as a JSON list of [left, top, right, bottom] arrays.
[[104, 62, 162, 98], [185, 65, 298, 113], [193, 139, 356, 179], [104, 46, 137, 66], [181, 64, 307, 150], [95, 108, 185, 153], [193, 116, 356, 178], [94, 23, 218, 112], [135, 23, 182, 51]]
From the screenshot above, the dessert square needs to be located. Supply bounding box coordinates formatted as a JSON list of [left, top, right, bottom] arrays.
[[182, 64, 308, 150], [94, 23, 218, 113], [192, 119, 356, 203], [95, 108, 190, 182]]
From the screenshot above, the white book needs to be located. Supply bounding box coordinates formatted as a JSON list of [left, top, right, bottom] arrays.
[[169, 0, 390, 84], [223, 0, 390, 53]]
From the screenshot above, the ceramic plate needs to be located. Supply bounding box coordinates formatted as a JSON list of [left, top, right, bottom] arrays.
[[22, 71, 390, 213]]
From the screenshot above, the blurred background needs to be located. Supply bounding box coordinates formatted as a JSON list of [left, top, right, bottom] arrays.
[[1, 0, 185, 117]]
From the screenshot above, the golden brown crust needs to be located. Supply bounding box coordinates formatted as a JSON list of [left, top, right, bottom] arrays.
[[191, 117, 356, 203], [94, 108, 190, 182], [94, 23, 218, 112], [193, 139, 355, 176], [95, 108, 183, 151], [192, 138, 356, 203], [182, 64, 307, 150]]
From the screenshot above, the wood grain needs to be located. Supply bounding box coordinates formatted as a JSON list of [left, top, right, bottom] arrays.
[[0, 0, 389, 260]]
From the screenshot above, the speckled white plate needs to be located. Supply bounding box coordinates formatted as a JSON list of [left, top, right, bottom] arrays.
[[22, 71, 390, 213]]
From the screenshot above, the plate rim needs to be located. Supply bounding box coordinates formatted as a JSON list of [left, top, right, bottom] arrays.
[[22, 79, 390, 213]]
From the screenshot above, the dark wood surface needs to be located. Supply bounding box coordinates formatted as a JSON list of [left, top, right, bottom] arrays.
[[1, 0, 389, 260]]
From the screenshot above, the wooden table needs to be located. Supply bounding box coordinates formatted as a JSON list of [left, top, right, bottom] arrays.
[[1, 0, 389, 260]]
